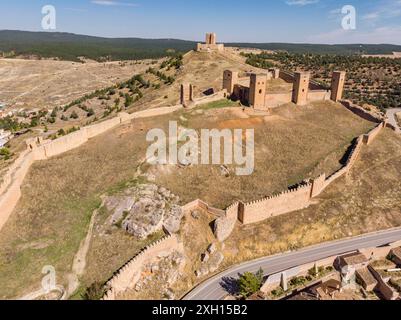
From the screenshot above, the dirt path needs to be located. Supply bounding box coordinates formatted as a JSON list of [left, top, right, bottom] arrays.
[[386, 108, 401, 132], [66, 197, 105, 297]]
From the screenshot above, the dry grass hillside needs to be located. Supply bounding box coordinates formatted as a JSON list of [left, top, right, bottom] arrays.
[[0, 58, 153, 109], [222, 128, 401, 264], [156, 100, 375, 208], [0, 98, 374, 299], [130, 51, 260, 110], [0, 51, 393, 300], [130, 128, 401, 300]]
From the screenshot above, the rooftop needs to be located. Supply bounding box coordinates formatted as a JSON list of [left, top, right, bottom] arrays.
[[356, 268, 378, 287], [340, 252, 369, 266]]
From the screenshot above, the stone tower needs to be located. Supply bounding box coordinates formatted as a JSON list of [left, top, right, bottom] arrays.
[[249, 73, 267, 109], [180, 83, 194, 107], [206, 33, 217, 45], [292, 72, 310, 106], [331, 71, 346, 102], [223, 70, 239, 95], [270, 68, 280, 79]]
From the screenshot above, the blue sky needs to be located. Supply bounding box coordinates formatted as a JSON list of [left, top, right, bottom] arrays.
[[0, 0, 400, 44]]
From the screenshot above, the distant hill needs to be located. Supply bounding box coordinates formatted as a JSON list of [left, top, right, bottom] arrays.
[[0, 30, 195, 61], [226, 43, 401, 55], [1, 30, 401, 61]]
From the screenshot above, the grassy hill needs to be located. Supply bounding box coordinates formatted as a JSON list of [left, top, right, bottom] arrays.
[[1, 30, 401, 62]]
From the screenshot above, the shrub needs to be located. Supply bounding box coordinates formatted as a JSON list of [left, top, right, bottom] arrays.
[[81, 282, 106, 300], [70, 111, 79, 119]]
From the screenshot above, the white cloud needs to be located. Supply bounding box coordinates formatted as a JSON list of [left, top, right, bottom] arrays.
[[286, 0, 319, 6], [362, 0, 401, 22], [91, 1, 138, 7], [362, 12, 380, 20]]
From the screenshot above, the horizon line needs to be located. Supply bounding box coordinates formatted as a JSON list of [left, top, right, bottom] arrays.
[[1, 29, 401, 47]]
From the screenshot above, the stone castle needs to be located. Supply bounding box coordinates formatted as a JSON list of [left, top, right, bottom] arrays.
[[223, 69, 346, 109], [197, 32, 225, 53]]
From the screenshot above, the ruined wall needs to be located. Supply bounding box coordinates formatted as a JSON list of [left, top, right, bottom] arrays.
[[102, 234, 181, 300], [192, 90, 228, 106]]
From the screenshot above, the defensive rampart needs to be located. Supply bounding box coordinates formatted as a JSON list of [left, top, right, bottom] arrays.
[[0, 105, 183, 231], [213, 120, 385, 239], [102, 234, 181, 300]]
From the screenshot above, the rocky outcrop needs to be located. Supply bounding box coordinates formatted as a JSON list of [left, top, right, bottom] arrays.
[[195, 248, 225, 278], [214, 216, 237, 242], [104, 184, 183, 239]]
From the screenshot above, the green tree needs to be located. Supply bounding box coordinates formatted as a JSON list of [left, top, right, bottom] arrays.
[[238, 268, 264, 298], [0, 147, 11, 160]]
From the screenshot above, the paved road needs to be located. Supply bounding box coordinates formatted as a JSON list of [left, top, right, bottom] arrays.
[[387, 108, 401, 131], [184, 228, 401, 300]]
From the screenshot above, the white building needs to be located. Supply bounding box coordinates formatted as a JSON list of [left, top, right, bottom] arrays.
[[0, 129, 12, 148]]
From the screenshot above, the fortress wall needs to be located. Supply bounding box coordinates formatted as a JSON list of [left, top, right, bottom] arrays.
[[0, 150, 29, 195], [85, 117, 121, 139], [345, 136, 363, 170], [0, 183, 22, 230], [43, 130, 89, 158], [279, 70, 295, 83], [308, 90, 331, 102], [324, 166, 348, 188], [0, 150, 35, 230], [265, 92, 292, 108], [214, 202, 240, 242], [102, 234, 180, 300], [311, 174, 327, 198], [0, 105, 184, 233], [240, 184, 312, 225], [340, 100, 382, 123], [193, 90, 228, 106], [182, 199, 225, 217], [363, 122, 385, 145], [125, 105, 183, 120]]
